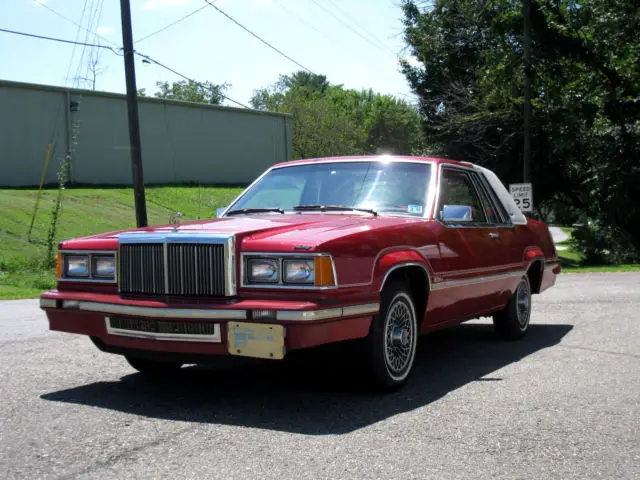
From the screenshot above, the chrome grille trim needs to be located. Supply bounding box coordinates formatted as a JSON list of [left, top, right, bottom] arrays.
[[117, 233, 236, 297]]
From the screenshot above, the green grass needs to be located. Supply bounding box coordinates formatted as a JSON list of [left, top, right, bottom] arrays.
[[556, 226, 640, 273], [2, 200, 638, 299], [561, 264, 640, 273], [0, 185, 244, 299]]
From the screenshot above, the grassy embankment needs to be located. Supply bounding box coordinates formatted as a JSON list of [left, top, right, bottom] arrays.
[[556, 226, 640, 273], [0, 186, 243, 300], [2, 189, 639, 299]]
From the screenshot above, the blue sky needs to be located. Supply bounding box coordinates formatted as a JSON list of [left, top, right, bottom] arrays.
[[1, 0, 419, 107]]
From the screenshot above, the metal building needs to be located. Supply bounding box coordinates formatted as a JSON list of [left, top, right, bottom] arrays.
[[0, 80, 292, 187]]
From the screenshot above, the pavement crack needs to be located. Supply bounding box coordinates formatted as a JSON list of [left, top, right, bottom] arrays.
[[53, 424, 199, 480], [560, 344, 640, 359]]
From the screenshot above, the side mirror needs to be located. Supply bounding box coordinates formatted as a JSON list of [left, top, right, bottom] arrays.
[[442, 204, 472, 222], [216, 206, 228, 218]]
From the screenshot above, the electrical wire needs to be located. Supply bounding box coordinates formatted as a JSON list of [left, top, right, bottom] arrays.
[[37, 0, 119, 47], [307, 0, 397, 59], [74, 0, 106, 88], [324, 0, 397, 56], [4, 14, 368, 155], [202, 0, 315, 74], [133, 51, 253, 109], [133, 51, 359, 153], [0, 27, 121, 54], [135, 3, 211, 44]]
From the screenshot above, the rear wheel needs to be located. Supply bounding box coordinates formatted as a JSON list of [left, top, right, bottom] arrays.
[[363, 280, 419, 391], [125, 356, 183, 378], [493, 275, 532, 340]]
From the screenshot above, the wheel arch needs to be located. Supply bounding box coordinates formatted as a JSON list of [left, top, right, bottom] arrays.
[[379, 261, 431, 328], [526, 259, 544, 294]]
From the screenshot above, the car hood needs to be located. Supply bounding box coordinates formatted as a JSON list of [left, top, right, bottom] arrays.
[[62, 213, 426, 251]]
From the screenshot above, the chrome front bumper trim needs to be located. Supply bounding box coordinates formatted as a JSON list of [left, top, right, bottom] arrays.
[[276, 302, 379, 321], [80, 302, 247, 320], [40, 299, 380, 323]]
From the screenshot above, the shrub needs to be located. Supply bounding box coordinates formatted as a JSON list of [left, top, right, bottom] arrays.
[[571, 221, 640, 266]]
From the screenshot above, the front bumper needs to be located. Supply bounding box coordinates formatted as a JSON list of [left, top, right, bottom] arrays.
[[39, 290, 378, 358]]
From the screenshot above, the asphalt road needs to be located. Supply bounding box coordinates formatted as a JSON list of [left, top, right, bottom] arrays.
[[1, 273, 639, 480]]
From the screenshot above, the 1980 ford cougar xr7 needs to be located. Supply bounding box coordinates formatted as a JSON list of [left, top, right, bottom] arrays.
[[40, 155, 560, 390]]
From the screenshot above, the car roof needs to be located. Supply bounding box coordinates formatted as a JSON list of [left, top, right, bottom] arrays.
[[272, 154, 475, 169]]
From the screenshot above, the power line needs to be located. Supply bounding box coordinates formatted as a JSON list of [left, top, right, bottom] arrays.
[[134, 51, 253, 109], [307, 0, 397, 59], [324, 0, 397, 56], [37, 0, 119, 47], [133, 51, 368, 155], [135, 3, 211, 44], [63, 0, 90, 86], [0, 27, 122, 54], [271, 0, 361, 58], [202, 0, 315, 74]]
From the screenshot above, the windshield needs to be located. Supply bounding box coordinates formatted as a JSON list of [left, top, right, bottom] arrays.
[[228, 161, 433, 217]]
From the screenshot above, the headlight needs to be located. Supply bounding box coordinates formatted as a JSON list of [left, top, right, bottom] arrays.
[[283, 259, 315, 284], [247, 258, 279, 283], [92, 255, 116, 277], [65, 255, 90, 277], [243, 255, 336, 287], [58, 252, 116, 281]]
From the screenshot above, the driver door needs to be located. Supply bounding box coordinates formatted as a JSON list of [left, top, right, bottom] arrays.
[[430, 166, 513, 321]]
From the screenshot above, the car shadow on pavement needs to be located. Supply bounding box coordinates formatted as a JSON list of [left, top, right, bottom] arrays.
[[41, 322, 572, 435]]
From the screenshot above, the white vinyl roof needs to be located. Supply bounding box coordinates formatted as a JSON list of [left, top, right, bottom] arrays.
[[473, 164, 528, 225]]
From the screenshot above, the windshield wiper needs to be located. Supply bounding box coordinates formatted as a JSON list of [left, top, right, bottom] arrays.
[[225, 208, 285, 216], [293, 205, 378, 216]]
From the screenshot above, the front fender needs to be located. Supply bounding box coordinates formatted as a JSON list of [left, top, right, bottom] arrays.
[[373, 249, 434, 292]]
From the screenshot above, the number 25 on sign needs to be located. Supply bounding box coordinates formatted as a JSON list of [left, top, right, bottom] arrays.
[[509, 183, 533, 212]]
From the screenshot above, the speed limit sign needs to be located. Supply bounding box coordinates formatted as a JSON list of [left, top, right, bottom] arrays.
[[509, 183, 533, 212]]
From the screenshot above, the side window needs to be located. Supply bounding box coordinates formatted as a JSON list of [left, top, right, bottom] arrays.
[[472, 172, 511, 225], [469, 172, 500, 224], [437, 169, 487, 224]]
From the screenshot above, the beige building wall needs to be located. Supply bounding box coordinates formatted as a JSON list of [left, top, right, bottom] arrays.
[[0, 80, 292, 187]]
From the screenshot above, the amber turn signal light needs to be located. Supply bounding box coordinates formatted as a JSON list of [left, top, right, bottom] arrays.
[[56, 252, 62, 278], [314, 256, 335, 287]]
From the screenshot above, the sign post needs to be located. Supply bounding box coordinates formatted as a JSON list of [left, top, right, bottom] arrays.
[[509, 183, 533, 212]]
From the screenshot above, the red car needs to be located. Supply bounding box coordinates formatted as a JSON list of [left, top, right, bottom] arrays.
[[40, 155, 560, 390]]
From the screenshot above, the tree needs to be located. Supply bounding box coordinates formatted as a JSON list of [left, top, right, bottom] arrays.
[[153, 80, 230, 105], [250, 71, 428, 159], [400, 0, 640, 261]]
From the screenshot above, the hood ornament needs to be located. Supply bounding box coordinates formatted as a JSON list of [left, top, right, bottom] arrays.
[[169, 212, 184, 230]]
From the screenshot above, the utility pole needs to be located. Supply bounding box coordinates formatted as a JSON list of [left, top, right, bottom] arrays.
[[523, 0, 532, 183], [119, 0, 148, 227]]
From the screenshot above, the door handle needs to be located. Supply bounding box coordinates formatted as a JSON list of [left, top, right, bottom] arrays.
[[489, 232, 500, 240]]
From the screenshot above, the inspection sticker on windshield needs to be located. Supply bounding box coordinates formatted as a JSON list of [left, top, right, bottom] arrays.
[[408, 204, 423, 214]]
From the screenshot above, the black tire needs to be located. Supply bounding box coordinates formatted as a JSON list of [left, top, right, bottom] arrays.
[[493, 275, 532, 340], [125, 356, 183, 378], [363, 279, 419, 391]]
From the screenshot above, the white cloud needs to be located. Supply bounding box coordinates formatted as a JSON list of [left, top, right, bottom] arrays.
[[34, 0, 49, 6], [144, 0, 192, 9], [253, 0, 273, 5], [96, 26, 112, 35]]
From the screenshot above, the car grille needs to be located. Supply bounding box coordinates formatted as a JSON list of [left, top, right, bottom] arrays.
[[108, 316, 219, 336], [118, 243, 227, 296]]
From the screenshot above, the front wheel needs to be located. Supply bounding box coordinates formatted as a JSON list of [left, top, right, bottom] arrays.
[[125, 356, 183, 378], [493, 275, 532, 340], [363, 280, 419, 391]]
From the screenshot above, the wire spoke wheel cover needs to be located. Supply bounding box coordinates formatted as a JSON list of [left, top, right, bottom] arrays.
[[382, 292, 417, 381], [516, 277, 531, 330]]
